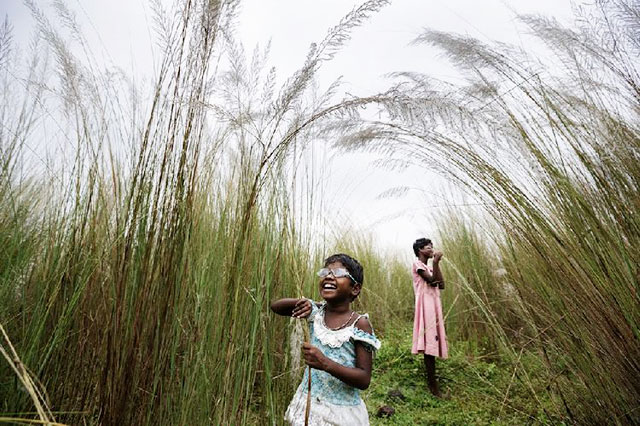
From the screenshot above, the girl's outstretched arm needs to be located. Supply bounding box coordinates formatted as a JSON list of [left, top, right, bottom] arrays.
[[270, 298, 312, 318], [302, 317, 373, 390]]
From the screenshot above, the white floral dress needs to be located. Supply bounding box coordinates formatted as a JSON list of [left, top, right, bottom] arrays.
[[285, 302, 381, 426]]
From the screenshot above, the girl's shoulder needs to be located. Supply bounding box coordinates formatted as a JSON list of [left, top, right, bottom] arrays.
[[353, 314, 373, 334], [351, 313, 381, 352], [413, 258, 428, 271], [307, 300, 324, 321], [308, 300, 324, 309]]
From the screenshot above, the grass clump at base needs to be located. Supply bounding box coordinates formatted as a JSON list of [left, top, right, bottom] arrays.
[[364, 322, 566, 426]]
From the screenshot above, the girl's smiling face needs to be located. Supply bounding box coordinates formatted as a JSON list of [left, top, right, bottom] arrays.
[[319, 261, 360, 302]]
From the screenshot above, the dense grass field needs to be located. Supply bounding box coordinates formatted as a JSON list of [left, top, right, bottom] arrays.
[[366, 323, 566, 425], [1, 0, 638, 425]]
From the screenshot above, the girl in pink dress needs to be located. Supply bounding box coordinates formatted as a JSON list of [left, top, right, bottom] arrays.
[[411, 237, 447, 396]]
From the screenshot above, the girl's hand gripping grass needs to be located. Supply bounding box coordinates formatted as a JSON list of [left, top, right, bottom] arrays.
[[302, 342, 329, 370], [270, 298, 312, 318], [301, 340, 373, 390], [292, 298, 312, 319]]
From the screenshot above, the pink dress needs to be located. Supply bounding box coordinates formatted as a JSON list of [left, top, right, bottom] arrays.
[[411, 259, 448, 358]]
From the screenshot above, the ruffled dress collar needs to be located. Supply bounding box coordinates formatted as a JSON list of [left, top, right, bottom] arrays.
[[312, 304, 381, 351]]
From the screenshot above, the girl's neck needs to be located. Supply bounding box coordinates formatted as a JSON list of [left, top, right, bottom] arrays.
[[323, 300, 352, 314], [418, 254, 430, 263]]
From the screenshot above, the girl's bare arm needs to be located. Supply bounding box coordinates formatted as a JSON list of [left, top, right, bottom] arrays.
[[417, 252, 445, 287], [417, 268, 435, 284], [432, 252, 445, 287], [270, 298, 312, 318]]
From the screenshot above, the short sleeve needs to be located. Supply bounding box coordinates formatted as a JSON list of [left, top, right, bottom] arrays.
[[352, 328, 381, 352], [351, 315, 381, 352]]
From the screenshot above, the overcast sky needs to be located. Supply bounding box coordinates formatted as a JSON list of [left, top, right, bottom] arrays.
[[2, 0, 576, 257]]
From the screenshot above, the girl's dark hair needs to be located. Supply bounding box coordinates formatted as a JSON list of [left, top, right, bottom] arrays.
[[324, 253, 364, 285], [412, 238, 432, 256]]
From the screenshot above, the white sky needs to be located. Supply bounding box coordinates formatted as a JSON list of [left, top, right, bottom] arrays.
[[2, 0, 576, 257]]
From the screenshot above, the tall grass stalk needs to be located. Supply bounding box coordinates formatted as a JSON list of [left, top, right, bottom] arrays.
[[436, 219, 515, 356]]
